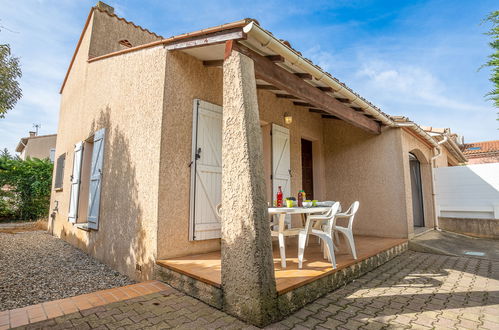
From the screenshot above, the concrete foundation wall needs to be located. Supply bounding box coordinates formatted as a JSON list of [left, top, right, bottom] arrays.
[[439, 217, 499, 239], [49, 13, 166, 280], [323, 121, 409, 238]]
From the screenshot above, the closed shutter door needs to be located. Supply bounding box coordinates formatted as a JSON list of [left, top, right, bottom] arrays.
[[68, 142, 83, 223], [87, 129, 106, 230], [272, 124, 291, 220], [189, 100, 222, 241]]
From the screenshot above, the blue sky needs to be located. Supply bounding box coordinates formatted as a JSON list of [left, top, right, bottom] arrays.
[[0, 0, 497, 153]]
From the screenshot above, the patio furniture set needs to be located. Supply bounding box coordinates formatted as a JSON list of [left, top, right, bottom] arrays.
[[268, 201, 360, 269], [217, 201, 360, 270]]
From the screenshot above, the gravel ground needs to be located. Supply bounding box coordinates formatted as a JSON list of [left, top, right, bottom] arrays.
[[0, 231, 135, 311]]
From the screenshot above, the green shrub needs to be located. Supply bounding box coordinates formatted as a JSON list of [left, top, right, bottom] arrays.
[[0, 150, 53, 221]]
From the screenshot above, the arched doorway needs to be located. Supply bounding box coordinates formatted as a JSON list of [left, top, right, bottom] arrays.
[[409, 153, 425, 227]]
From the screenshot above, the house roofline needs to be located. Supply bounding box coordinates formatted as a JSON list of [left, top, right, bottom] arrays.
[[59, 6, 164, 94], [15, 134, 57, 153]]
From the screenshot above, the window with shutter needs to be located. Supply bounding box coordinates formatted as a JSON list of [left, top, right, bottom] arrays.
[[54, 154, 66, 190], [68, 142, 84, 223], [87, 129, 105, 230]]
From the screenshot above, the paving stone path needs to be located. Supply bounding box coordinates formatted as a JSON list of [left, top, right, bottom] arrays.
[[16, 251, 499, 329]]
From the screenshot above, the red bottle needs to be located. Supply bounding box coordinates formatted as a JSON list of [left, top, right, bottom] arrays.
[[298, 190, 303, 207], [276, 186, 283, 207]]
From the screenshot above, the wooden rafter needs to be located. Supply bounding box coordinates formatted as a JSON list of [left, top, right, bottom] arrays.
[[335, 97, 351, 104], [266, 55, 284, 62], [317, 86, 335, 92], [294, 73, 313, 80], [293, 101, 314, 107], [226, 42, 381, 134], [276, 94, 298, 99], [256, 84, 279, 90], [322, 114, 340, 119], [309, 108, 328, 114]]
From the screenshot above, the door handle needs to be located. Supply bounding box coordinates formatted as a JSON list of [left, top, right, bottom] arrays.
[[288, 169, 292, 177], [195, 147, 202, 160]]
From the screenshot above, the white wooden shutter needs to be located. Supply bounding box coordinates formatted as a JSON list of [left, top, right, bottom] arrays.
[[272, 124, 291, 210], [68, 142, 83, 223], [189, 100, 222, 241], [87, 129, 105, 230]]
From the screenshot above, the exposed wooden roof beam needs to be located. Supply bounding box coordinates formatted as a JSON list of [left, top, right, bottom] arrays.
[[203, 60, 223, 67], [351, 106, 364, 112], [276, 94, 299, 99], [228, 42, 380, 134], [335, 97, 351, 104], [317, 86, 335, 92], [293, 101, 314, 107], [309, 108, 328, 114], [294, 73, 313, 80], [265, 55, 284, 62], [322, 114, 340, 119], [256, 84, 279, 90]]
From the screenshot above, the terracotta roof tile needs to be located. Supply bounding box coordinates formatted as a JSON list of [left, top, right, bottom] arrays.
[[462, 140, 499, 156]]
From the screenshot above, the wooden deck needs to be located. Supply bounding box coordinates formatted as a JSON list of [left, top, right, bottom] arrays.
[[157, 235, 407, 294]]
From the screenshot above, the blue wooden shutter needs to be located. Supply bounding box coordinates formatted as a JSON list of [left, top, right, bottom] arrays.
[[87, 129, 105, 230], [68, 142, 83, 223]]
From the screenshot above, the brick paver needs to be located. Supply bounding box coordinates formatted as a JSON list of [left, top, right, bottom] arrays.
[[10, 251, 499, 329]]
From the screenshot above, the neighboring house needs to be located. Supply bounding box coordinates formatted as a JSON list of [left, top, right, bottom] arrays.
[[462, 140, 499, 164], [49, 2, 467, 325], [15, 132, 57, 161]]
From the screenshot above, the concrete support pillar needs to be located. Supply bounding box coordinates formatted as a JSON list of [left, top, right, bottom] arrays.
[[221, 48, 278, 326]]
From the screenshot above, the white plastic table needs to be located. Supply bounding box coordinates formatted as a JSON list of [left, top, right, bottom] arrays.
[[268, 206, 330, 268]]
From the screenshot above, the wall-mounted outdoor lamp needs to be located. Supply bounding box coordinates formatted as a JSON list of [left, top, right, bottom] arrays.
[[284, 112, 293, 125]]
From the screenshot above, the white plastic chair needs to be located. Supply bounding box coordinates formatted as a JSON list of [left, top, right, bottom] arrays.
[[298, 202, 341, 269], [331, 201, 359, 259], [270, 214, 301, 268]]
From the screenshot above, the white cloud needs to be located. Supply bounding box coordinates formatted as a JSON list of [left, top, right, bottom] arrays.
[[355, 60, 490, 113]]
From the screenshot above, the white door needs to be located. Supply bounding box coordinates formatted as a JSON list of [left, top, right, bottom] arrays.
[[189, 100, 223, 241], [68, 142, 83, 223], [272, 124, 291, 207]]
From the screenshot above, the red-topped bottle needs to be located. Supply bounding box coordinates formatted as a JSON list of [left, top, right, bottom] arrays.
[[276, 186, 283, 207]]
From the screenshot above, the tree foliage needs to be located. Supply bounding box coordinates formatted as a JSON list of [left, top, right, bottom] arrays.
[[0, 44, 22, 118], [0, 151, 53, 221], [483, 11, 499, 109]]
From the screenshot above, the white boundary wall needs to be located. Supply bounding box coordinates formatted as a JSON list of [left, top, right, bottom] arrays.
[[435, 163, 499, 219]]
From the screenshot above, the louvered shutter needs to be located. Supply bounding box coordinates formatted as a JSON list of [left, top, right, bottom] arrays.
[[87, 129, 105, 230], [272, 124, 291, 223], [189, 100, 223, 241], [68, 142, 84, 223]]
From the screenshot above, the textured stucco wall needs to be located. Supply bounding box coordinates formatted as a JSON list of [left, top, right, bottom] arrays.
[[323, 121, 409, 238], [49, 12, 166, 280], [157, 51, 223, 260], [434, 146, 460, 167], [88, 10, 161, 59], [156, 51, 328, 259], [20, 135, 57, 160], [400, 129, 436, 236]]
